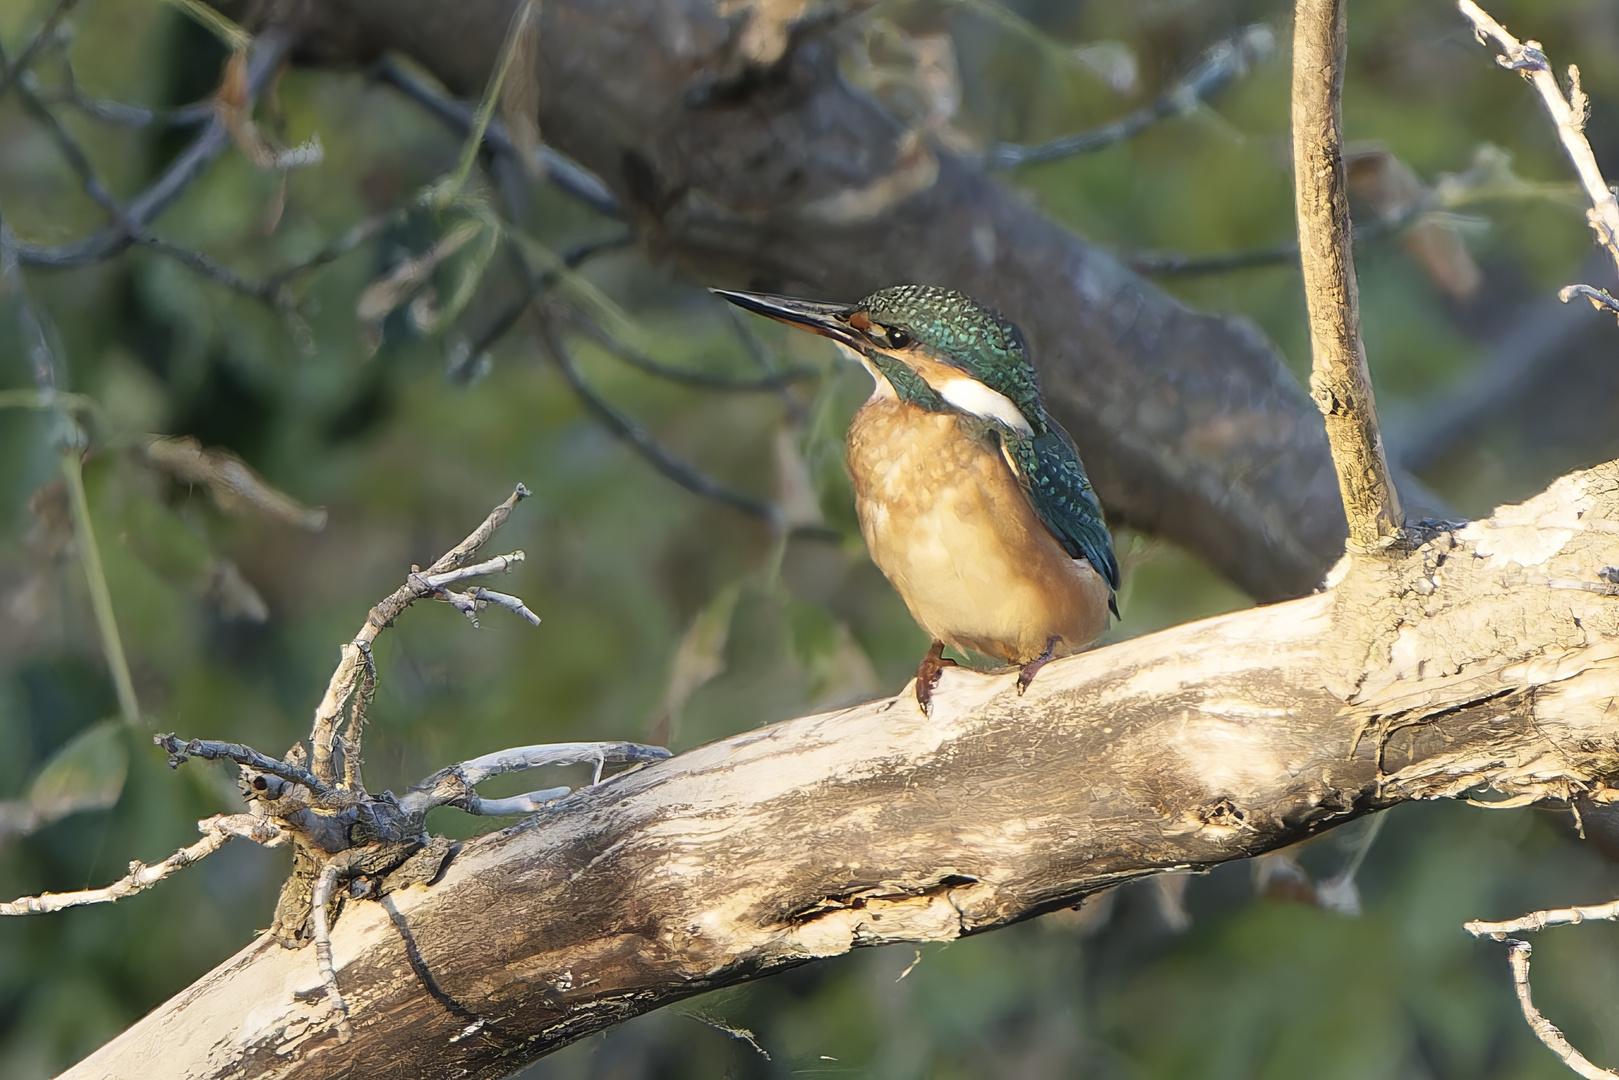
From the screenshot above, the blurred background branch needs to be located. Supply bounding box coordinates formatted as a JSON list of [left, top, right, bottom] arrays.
[[9, 33, 290, 268], [987, 23, 1276, 168]]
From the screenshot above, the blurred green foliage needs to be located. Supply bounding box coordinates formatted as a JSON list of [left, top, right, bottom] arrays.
[[2, 0, 1619, 1077]]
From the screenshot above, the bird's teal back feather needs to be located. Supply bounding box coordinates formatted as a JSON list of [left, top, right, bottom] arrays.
[[1003, 428, 1120, 611]]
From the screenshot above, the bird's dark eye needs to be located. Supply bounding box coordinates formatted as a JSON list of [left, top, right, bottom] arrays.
[[885, 327, 911, 349]]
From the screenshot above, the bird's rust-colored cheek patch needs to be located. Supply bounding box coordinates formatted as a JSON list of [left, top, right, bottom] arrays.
[[848, 311, 871, 331]]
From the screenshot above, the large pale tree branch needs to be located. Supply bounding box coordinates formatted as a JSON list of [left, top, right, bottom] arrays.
[[217, 0, 1396, 603], [61, 459, 1619, 1079]]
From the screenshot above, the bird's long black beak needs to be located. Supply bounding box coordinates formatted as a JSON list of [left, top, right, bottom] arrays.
[[710, 289, 866, 351]]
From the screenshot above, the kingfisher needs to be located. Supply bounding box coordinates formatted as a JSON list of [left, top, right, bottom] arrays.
[[714, 284, 1119, 712]]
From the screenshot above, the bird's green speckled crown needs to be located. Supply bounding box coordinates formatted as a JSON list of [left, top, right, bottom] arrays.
[[859, 285, 1046, 431], [860, 285, 1024, 358]]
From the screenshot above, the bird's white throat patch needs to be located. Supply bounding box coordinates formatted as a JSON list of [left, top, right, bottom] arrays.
[[929, 374, 1033, 434], [836, 342, 1033, 434]]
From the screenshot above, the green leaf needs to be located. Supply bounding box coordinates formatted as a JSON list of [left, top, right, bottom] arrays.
[[432, 216, 501, 335], [355, 218, 483, 324], [27, 719, 129, 825]]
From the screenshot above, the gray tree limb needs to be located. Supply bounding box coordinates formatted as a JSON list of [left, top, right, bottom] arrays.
[[59, 459, 1619, 1080]]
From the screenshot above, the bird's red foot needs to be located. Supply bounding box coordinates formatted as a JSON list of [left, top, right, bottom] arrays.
[[1016, 636, 1063, 695], [915, 640, 957, 714]]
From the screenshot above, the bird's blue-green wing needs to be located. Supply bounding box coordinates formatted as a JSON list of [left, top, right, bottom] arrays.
[[1003, 425, 1120, 614]]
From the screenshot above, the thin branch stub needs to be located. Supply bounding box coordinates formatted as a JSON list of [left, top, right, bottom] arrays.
[[1502, 940, 1619, 1080], [1292, 0, 1404, 548]]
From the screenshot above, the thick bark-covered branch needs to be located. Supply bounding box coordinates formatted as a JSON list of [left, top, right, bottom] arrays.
[[64, 460, 1619, 1080], [218, 0, 1376, 602]]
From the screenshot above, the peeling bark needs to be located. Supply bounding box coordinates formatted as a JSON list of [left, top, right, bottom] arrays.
[[63, 461, 1619, 1080], [220, 0, 1373, 602]]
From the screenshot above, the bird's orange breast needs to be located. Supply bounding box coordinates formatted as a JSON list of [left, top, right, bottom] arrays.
[[846, 397, 1111, 664]]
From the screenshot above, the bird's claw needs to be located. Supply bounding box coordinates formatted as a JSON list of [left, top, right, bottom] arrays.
[[915, 640, 957, 715], [1015, 635, 1062, 695]]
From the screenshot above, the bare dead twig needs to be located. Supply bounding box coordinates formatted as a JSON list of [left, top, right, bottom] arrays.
[[1129, 239, 1301, 276], [1, 475, 670, 1054], [722, 303, 787, 375], [464, 586, 541, 626], [4, 48, 311, 339], [425, 565, 537, 628], [1466, 899, 1619, 939], [469, 244, 826, 529], [307, 484, 536, 785], [1128, 199, 1423, 275], [342, 642, 376, 793], [140, 209, 402, 353], [417, 551, 525, 588], [160, 733, 663, 1031], [400, 741, 672, 816], [1, 26, 366, 345], [262, 211, 400, 290], [1450, 11, 1619, 1078], [35, 60, 214, 128], [10, 71, 128, 226], [1499, 941, 1619, 1080], [1292, 0, 1403, 547], [158, 737, 338, 802], [135, 234, 283, 297], [0, 815, 284, 915], [1459, 1, 1619, 301], [987, 24, 1274, 168], [1559, 283, 1619, 320], [310, 861, 355, 1042]]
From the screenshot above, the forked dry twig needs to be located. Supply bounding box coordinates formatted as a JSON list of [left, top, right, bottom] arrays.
[[1484, 939, 1619, 1080], [1456, 7, 1619, 1076], [307, 484, 533, 786], [1, 485, 671, 1045], [0, 814, 284, 915], [1459, 0, 1619, 319]]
